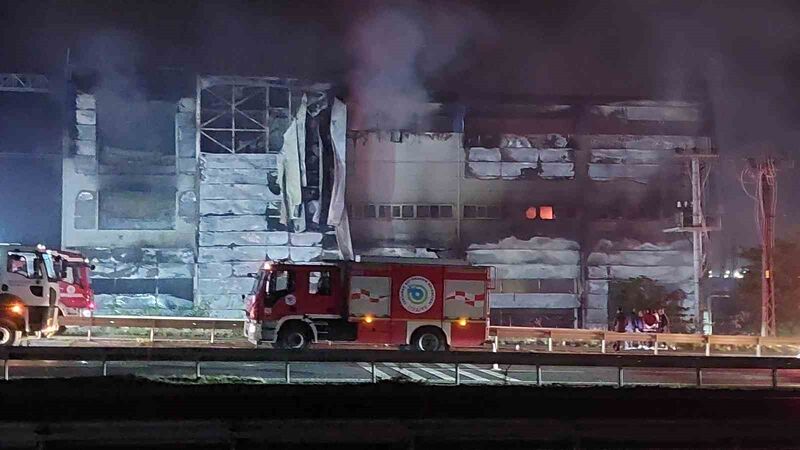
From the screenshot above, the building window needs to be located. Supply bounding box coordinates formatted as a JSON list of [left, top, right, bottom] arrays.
[[464, 205, 502, 219], [354, 204, 455, 220], [74, 190, 97, 230], [525, 205, 556, 220], [98, 188, 175, 230]]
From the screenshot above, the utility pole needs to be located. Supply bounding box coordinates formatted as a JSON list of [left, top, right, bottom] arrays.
[[743, 159, 778, 336], [665, 149, 719, 333], [760, 165, 776, 336], [690, 157, 704, 332]]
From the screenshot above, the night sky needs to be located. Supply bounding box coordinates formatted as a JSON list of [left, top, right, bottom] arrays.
[[2, 0, 800, 258]]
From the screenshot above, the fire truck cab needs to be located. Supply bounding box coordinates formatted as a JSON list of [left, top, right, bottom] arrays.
[[52, 250, 95, 321], [245, 258, 491, 351], [0, 244, 61, 346]]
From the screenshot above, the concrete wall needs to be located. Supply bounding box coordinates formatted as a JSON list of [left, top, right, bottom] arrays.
[[62, 94, 197, 314]]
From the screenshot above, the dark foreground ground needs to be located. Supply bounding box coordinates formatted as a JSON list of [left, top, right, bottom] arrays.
[[2, 377, 800, 449]]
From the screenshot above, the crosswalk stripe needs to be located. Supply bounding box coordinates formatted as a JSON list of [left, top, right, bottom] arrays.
[[463, 364, 521, 382], [409, 363, 455, 382], [356, 362, 391, 380], [434, 363, 495, 382], [384, 363, 427, 381]]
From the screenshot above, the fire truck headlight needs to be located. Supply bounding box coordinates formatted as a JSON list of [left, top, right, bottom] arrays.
[[364, 315, 374, 324], [9, 303, 24, 315], [81, 309, 92, 318], [457, 318, 468, 327]]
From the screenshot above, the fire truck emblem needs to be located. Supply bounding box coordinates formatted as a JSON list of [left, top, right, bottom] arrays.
[[284, 294, 297, 306], [399, 276, 436, 314]]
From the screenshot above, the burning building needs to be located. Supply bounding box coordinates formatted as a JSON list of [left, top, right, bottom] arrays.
[[59, 71, 714, 328]]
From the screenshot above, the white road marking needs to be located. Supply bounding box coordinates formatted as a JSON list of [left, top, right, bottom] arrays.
[[434, 363, 496, 383], [356, 362, 391, 380], [463, 364, 521, 382], [409, 363, 455, 382], [384, 363, 427, 381]]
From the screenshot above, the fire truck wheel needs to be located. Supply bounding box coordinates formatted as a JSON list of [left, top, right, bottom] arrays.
[[277, 322, 312, 350], [411, 327, 447, 352], [0, 319, 18, 347]]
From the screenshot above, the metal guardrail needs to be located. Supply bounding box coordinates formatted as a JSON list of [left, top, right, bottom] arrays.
[[2, 347, 800, 388], [59, 315, 244, 343], [56, 316, 800, 356], [490, 326, 800, 356]]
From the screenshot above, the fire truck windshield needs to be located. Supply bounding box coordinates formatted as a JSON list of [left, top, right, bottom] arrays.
[[40, 254, 58, 281], [250, 270, 268, 294], [63, 263, 88, 288]]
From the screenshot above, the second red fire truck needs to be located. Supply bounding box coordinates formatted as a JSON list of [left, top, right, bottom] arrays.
[[52, 249, 95, 321], [245, 257, 492, 351]]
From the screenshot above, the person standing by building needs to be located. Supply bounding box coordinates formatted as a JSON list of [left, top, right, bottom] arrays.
[[612, 307, 627, 351]]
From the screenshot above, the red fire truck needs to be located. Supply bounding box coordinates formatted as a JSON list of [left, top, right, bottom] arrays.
[[244, 258, 492, 351], [52, 250, 95, 321]]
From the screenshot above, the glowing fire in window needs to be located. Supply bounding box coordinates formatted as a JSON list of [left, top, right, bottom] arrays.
[[539, 206, 554, 220], [525, 207, 537, 219]]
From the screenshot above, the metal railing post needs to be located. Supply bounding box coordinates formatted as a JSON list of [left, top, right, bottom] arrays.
[[3, 359, 8, 381], [696, 368, 703, 386], [705, 339, 711, 356], [536, 365, 543, 386], [601, 337, 606, 354], [756, 344, 762, 357], [371, 362, 377, 383], [102, 360, 108, 377], [210, 326, 216, 344], [285, 361, 291, 384], [492, 335, 499, 371], [86, 327, 92, 342], [149, 327, 155, 343], [772, 368, 778, 388], [547, 336, 553, 352], [195, 361, 201, 378], [618, 367, 624, 387]]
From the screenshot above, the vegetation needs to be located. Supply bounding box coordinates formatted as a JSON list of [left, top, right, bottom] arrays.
[[733, 234, 800, 335], [608, 276, 692, 333]]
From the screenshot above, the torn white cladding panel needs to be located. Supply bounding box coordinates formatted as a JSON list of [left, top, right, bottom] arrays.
[[588, 134, 711, 182], [468, 147, 501, 162], [491, 293, 579, 309], [465, 134, 575, 181], [590, 101, 703, 123], [467, 237, 580, 311], [194, 76, 340, 318]]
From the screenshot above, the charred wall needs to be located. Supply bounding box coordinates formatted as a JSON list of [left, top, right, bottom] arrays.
[[348, 99, 712, 329]]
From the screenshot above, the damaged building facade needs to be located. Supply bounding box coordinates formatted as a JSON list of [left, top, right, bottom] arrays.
[[61, 69, 713, 328], [347, 100, 713, 329], [61, 74, 348, 317]]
